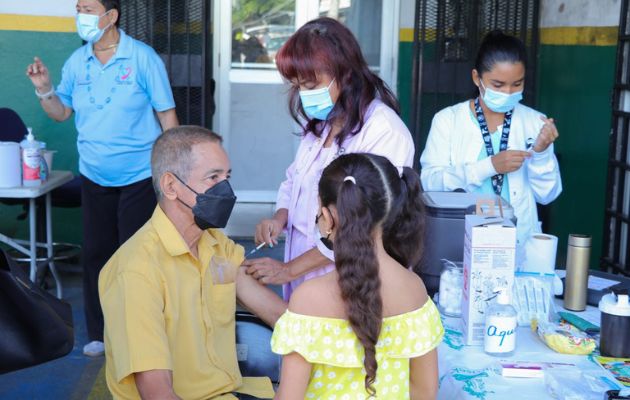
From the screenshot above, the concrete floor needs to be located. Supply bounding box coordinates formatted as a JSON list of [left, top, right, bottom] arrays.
[[0, 239, 284, 400]]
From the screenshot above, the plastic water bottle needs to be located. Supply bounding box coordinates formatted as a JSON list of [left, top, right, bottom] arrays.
[[484, 288, 517, 357], [20, 128, 42, 187]]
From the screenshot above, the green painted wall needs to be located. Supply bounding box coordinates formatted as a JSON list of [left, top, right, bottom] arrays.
[[536, 44, 615, 268], [398, 40, 442, 130], [0, 31, 83, 244], [398, 39, 470, 153], [398, 41, 413, 126]]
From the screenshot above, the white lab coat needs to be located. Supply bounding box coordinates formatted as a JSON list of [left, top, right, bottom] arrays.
[[420, 100, 562, 244]]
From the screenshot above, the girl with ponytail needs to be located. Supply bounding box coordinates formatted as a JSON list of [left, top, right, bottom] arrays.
[[271, 153, 443, 399]]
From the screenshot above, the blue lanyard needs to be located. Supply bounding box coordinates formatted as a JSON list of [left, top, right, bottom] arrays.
[[474, 97, 513, 196]]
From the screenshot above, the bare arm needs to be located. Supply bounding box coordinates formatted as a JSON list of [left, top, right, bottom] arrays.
[[236, 266, 287, 326], [26, 57, 72, 122], [157, 108, 179, 131], [243, 247, 332, 285], [246, 206, 331, 285], [410, 349, 439, 400], [287, 247, 331, 279], [37, 93, 72, 122], [135, 369, 181, 400], [274, 352, 312, 400]]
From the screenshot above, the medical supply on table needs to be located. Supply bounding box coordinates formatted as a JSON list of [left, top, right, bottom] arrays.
[[512, 272, 556, 326], [564, 234, 591, 311], [532, 319, 596, 355], [438, 259, 463, 317], [20, 128, 41, 187], [599, 291, 630, 358], [0, 142, 21, 188], [521, 233, 557, 274], [498, 360, 578, 379], [558, 311, 600, 335], [419, 191, 514, 296], [462, 199, 517, 345], [499, 361, 544, 378], [545, 367, 621, 400], [484, 288, 517, 356]]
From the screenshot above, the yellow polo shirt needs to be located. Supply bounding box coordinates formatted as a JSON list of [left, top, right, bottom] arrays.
[[99, 206, 274, 400]]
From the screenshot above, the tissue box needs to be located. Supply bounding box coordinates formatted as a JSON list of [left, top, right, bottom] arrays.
[[462, 215, 516, 345]]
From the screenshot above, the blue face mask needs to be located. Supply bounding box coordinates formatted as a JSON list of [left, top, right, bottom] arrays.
[[76, 11, 112, 43], [299, 79, 335, 120], [480, 80, 523, 113]]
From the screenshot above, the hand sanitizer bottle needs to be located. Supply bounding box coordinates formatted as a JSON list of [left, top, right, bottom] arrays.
[[20, 128, 42, 187], [484, 288, 517, 357]]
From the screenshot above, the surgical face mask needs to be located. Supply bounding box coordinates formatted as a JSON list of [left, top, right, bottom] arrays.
[[174, 175, 237, 230], [479, 79, 523, 113], [299, 79, 335, 121], [76, 11, 112, 43]]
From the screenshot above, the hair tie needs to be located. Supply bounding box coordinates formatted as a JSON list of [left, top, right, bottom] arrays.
[[343, 176, 356, 184]]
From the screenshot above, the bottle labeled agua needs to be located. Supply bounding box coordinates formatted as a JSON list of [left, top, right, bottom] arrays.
[[484, 288, 517, 357]]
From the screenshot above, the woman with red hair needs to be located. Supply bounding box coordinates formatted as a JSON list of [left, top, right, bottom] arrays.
[[244, 17, 415, 300]]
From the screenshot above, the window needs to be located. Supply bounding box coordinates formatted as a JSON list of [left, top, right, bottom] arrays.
[[231, 0, 296, 70], [231, 0, 384, 71]]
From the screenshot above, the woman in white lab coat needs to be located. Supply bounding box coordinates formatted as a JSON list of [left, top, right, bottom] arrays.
[[420, 30, 562, 245]]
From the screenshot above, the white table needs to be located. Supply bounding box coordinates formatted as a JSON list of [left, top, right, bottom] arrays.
[[437, 299, 625, 399], [0, 171, 73, 298]]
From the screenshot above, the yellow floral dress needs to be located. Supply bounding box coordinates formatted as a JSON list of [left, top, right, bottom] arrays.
[[271, 299, 444, 399]]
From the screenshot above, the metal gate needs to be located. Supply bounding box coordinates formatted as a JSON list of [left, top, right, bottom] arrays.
[[410, 0, 540, 167], [602, 0, 630, 274], [120, 0, 214, 128]]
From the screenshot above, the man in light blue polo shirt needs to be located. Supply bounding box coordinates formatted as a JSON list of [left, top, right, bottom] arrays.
[[26, 0, 178, 357]]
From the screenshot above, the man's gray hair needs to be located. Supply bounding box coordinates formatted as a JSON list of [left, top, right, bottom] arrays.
[[151, 125, 223, 199]]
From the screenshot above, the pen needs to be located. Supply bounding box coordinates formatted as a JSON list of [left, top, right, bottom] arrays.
[[247, 242, 266, 257]]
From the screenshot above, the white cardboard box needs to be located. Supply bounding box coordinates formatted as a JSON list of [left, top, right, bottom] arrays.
[[462, 215, 516, 345]]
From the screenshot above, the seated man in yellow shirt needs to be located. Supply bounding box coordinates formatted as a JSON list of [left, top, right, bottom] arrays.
[[99, 125, 287, 400]]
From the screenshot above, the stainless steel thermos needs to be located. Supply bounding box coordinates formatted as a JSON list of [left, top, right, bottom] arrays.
[[563, 234, 591, 311]]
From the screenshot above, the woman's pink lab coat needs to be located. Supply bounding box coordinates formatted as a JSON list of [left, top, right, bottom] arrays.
[[275, 99, 415, 300]]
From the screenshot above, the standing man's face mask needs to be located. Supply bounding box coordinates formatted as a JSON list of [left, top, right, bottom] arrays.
[[76, 10, 112, 43], [299, 79, 336, 120], [174, 175, 237, 230], [479, 79, 523, 113]]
